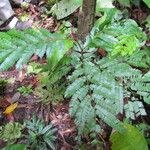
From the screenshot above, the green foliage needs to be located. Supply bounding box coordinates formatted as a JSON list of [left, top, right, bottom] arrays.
[[25, 116, 57, 150], [125, 49, 150, 68], [34, 55, 71, 105], [112, 35, 139, 56], [116, 0, 130, 7], [129, 71, 150, 104], [50, 0, 115, 20], [115, 0, 150, 8], [0, 122, 23, 143], [145, 15, 150, 30], [90, 18, 147, 55], [1, 144, 26, 150], [96, 55, 150, 108], [50, 0, 82, 20], [136, 123, 150, 135], [0, 28, 73, 72], [66, 16, 149, 136], [65, 44, 126, 135], [143, 0, 150, 8], [124, 99, 147, 120], [0, 78, 7, 85], [110, 124, 148, 150], [17, 85, 33, 96], [27, 62, 41, 75], [97, 0, 114, 9], [47, 0, 60, 7], [66, 40, 149, 136]]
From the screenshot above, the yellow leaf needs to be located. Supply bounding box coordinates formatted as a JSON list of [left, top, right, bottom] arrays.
[[3, 102, 18, 114]]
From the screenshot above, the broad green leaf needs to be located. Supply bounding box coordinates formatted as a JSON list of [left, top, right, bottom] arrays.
[[97, 0, 114, 10], [50, 0, 82, 20], [117, 0, 130, 7], [95, 8, 118, 31], [143, 0, 150, 8], [1, 144, 26, 150], [110, 124, 148, 150]]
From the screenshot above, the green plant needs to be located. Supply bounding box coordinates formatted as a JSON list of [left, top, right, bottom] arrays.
[[0, 28, 73, 72], [143, 0, 150, 8], [0, 122, 23, 143], [1, 144, 26, 150], [65, 43, 126, 136], [34, 55, 71, 105], [110, 123, 148, 150], [136, 123, 150, 145], [17, 85, 33, 96], [90, 18, 147, 55], [65, 17, 149, 138], [115, 0, 150, 8], [27, 62, 42, 75], [50, 0, 82, 20], [124, 99, 147, 120], [25, 116, 57, 150]]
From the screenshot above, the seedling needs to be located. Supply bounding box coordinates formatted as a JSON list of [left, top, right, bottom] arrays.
[[17, 85, 33, 96]]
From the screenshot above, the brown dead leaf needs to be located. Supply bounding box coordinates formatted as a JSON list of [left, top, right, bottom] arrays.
[[97, 48, 107, 57], [17, 70, 26, 82]]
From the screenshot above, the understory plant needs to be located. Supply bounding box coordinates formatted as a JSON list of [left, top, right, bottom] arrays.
[[64, 14, 150, 139], [24, 116, 57, 150], [17, 85, 33, 96], [34, 55, 71, 105], [1, 144, 26, 150], [0, 122, 23, 144]]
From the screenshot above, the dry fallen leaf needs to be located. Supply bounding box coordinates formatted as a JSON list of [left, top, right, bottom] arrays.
[[17, 70, 26, 82], [3, 102, 18, 114]]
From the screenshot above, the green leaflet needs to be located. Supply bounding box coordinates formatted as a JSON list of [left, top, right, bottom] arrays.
[[126, 49, 150, 68], [94, 8, 118, 31], [0, 28, 73, 71], [110, 124, 148, 150], [130, 71, 150, 104], [96, 0, 114, 10], [1, 144, 26, 150], [35, 56, 71, 105], [113, 0, 150, 8], [143, 0, 150, 8], [112, 35, 139, 56], [90, 18, 147, 56], [124, 99, 147, 120]]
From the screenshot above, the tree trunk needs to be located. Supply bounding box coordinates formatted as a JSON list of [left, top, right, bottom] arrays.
[[78, 0, 96, 42]]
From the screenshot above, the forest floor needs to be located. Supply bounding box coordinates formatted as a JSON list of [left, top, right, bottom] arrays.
[[0, 1, 150, 150]]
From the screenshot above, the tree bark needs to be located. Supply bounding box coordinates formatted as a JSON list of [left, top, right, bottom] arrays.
[[78, 0, 96, 42]]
